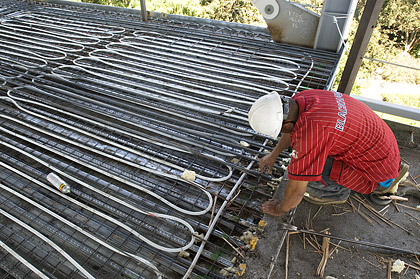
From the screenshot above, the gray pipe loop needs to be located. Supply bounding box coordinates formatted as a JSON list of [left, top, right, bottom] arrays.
[[1, 21, 101, 45], [0, 25, 85, 52]]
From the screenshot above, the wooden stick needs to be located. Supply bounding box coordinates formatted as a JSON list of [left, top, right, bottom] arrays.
[[220, 235, 244, 258], [316, 232, 330, 277], [397, 203, 420, 211], [378, 204, 390, 213], [409, 173, 419, 186], [312, 206, 322, 220], [347, 199, 356, 212], [375, 195, 409, 202], [329, 241, 351, 252], [208, 194, 218, 227], [387, 261, 391, 279], [226, 190, 241, 208], [329, 240, 342, 257], [355, 195, 413, 234], [305, 237, 322, 253], [285, 233, 290, 279], [347, 196, 375, 225], [393, 200, 401, 213], [352, 195, 395, 227], [308, 234, 322, 251], [331, 211, 350, 216], [407, 263, 420, 271], [358, 255, 382, 270], [414, 254, 420, 267], [405, 212, 420, 221]]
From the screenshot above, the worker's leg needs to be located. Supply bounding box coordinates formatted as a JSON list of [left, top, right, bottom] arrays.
[[305, 157, 409, 205], [327, 158, 379, 194], [303, 157, 351, 205], [329, 159, 409, 194]]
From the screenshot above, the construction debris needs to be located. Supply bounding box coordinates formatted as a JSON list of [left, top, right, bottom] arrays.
[[219, 266, 238, 277], [391, 259, 406, 273], [316, 229, 330, 277], [178, 250, 190, 258], [181, 170, 196, 181], [193, 232, 204, 244], [239, 231, 254, 244], [239, 141, 250, 148]]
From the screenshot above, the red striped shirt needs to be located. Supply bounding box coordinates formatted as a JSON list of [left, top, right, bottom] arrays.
[[287, 90, 400, 194]]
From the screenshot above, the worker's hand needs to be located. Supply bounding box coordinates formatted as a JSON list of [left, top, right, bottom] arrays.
[[261, 199, 285, 216], [259, 153, 277, 174]]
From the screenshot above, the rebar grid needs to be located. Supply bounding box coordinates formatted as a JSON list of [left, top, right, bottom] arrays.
[[0, 1, 340, 278]]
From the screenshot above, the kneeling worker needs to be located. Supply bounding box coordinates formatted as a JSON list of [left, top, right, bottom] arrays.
[[248, 89, 409, 216]]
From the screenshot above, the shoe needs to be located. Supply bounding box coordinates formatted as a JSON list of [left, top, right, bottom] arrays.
[[373, 162, 409, 195], [368, 193, 392, 205], [303, 192, 349, 205], [303, 181, 350, 205]]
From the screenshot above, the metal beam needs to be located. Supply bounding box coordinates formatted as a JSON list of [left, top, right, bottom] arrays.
[[338, 0, 385, 95], [351, 95, 420, 122], [314, 0, 358, 52], [140, 0, 147, 21]]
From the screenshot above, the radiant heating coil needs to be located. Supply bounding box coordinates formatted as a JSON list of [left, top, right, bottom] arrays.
[[0, 123, 244, 279], [0, 139, 203, 278], [2, 20, 103, 45], [0, 24, 87, 53], [12, 79, 282, 170], [0, 86, 278, 278], [0, 98, 214, 216], [3, 13, 126, 38], [0, 94, 267, 277], [2, 89, 234, 183], [3, 87, 237, 180], [0, 61, 28, 82], [0, 1, 341, 277]]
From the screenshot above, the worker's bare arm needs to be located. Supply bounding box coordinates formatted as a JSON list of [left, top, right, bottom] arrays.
[[259, 133, 291, 174], [261, 179, 308, 216]]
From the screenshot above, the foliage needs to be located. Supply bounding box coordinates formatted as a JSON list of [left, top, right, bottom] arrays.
[[199, 0, 264, 25], [330, 0, 420, 90], [144, 0, 202, 16], [380, 51, 420, 84], [81, 0, 132, 7], [378, 0, 420, 55]]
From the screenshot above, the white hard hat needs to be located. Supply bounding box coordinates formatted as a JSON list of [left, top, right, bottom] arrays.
[[248, 91, 283, 139]]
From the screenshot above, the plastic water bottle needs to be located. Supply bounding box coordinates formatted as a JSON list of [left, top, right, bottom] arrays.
[[47, 172, 71, 194]]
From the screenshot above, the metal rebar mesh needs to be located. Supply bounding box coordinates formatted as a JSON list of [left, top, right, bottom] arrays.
[[0, 1, 341, 278]]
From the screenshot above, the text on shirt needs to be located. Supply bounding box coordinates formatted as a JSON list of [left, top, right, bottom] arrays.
[[334, 91, 347, 132]]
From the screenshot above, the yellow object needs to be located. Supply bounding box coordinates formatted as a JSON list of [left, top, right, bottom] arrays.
[[258, 220, 267, 231], [237, 263, 246, 276], [249, 236, 259, 250]]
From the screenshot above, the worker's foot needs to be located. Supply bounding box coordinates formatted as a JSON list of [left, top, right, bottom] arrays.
[[261, 199, 285, 216], [303, 181, 350, 205], [373, 162, 409, 195], [368, 162, 409, 205]]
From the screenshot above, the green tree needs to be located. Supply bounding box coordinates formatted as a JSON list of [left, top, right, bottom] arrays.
[[378, 0, 420, 55]]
